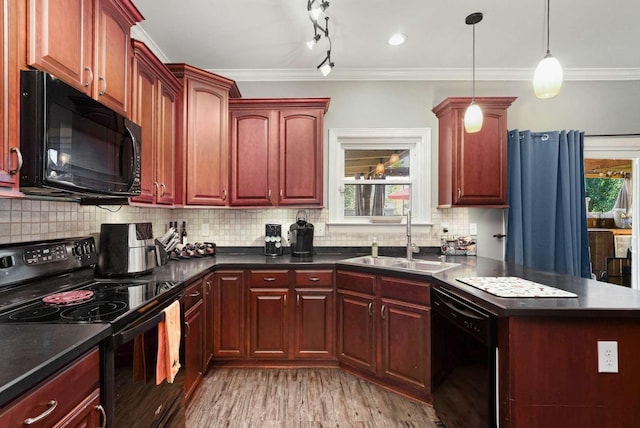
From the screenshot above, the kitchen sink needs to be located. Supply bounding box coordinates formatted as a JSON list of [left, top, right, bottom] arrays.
[[340, 255, 460, 274]]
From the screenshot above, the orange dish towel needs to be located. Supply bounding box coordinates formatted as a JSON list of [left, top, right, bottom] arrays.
[[156, 300, 182, 385]]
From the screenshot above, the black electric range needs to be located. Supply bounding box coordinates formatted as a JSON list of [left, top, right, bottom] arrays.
[[0, 237, 186, 427]]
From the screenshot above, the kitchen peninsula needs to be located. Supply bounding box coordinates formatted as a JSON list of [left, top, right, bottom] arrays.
[[2, 250, 640, 427]]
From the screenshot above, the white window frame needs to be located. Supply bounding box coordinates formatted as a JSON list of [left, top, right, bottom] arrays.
[[328, 128, 432, 226]]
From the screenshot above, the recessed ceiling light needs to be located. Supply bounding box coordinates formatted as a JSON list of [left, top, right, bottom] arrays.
[[388, 33, 407, 46]]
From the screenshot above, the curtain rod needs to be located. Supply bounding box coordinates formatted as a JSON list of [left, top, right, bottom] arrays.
[[584, 133, 640, 137]]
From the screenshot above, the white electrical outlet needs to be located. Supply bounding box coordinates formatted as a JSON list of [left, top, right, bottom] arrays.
[[469, 223, 478, 235], [597, 341, 619, 373], [315, 222, 326, 237]]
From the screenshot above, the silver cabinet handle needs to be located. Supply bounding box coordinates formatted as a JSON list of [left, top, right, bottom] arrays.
[[381, 305, 386, 320], [297, 294, 300, 306], [263, 277, 276, 282], [9, 147, 23, 175], [268, 189, 272, 201], [184, 321, 191, 337], [368, 302, 373, 317], [206, 281, 211, 294], [160, 183, 167, 197], [83, 66, 93, 87], [222, 188, 227, 201], [153, 181, 159, 196], [99, 76, 107, 95], [457, 188, 462, 199], [96, 404, 107, 428], [189, 291, 200, 297], [280, 189, 283, 199], [309, 277, 320, 282], [283, 294, 287, 307], [24, 400, 57, 425]]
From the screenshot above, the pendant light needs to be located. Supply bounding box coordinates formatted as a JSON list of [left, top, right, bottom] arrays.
[[533, 0, 563, 98], [464, 12, 483, 134]]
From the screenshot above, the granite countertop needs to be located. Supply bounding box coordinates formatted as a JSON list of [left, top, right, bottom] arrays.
[[0, 323, 110, 407]]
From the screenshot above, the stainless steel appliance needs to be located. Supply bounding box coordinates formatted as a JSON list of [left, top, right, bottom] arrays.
[[288, 210, 314, 257], [431, 286, 498, 428], [97, 223, 157, 277], [264, 224, 283, 256], [19, 70, 142, 202], [0, 237, 185, 427]]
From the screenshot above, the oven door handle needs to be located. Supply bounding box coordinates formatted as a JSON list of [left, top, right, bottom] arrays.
[[113, 295, 182, 346], [114, 311, 164, 347]]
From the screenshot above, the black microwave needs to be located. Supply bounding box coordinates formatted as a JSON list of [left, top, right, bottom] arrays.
[[19, 70, 141, 201]]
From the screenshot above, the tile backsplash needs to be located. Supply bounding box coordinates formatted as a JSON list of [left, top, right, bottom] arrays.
[[0, 199, 469, 248]]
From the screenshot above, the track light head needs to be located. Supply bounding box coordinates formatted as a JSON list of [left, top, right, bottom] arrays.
[[317, 51, 334, 76]]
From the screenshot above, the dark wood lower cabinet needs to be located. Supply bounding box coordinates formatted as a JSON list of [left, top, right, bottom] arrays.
[[183, 280, 204, 402], [249, 288, 289, 358], [294, 288, 334, 359], [212, 270, 246, 359], [336, 270, 431, 401], [0, 349, 103, 427]]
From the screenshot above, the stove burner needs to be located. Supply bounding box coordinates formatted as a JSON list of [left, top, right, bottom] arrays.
[[60, 301, 128, 321], [9, 306, 61, 322], [42, 290, 95, 306]]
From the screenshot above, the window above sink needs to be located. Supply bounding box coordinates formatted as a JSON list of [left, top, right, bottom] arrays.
[[327, 128, 432, 226]]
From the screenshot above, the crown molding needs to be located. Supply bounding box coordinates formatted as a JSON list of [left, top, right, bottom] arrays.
[[205, 67, 640, 82], [130, 25, 171, 63]]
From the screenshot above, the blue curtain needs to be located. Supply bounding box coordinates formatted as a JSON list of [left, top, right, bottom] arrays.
[[506, 130, 591, 278]]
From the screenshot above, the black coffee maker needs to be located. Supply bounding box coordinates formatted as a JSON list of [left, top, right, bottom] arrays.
[[288, 210, 314, 257]]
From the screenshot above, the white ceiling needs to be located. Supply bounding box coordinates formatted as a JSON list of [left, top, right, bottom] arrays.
[[131, 0, 640, 81]]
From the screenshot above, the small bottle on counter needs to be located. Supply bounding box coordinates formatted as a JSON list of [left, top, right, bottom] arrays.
[[371, 237, 378, 258], [181, 221, 188, 245]]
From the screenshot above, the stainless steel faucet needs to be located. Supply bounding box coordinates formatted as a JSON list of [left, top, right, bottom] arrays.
[[406, 209, 420, 260]]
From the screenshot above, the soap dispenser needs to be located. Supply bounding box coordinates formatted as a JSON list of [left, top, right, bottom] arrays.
[[371, 237, 379, 258]]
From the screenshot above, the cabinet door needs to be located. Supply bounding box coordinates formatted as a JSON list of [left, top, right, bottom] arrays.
[[293, 289, 334, 359], [279, 109, 323, 205], [433, 97, 516, 207], [27, 0, 94, 95], [203, 273, 214, 370], [184, 299, 203, 401], [212, 271, 245, 358], [0, 0, 21, 191], [129, 53, 157, 203], [249, 288, 289, 358], [93, 0, 130, 116], [380, 299, 430, 391], [336, 290, 376, 374], [185, 80, 229, 205], [155, 80, 177, 205], [230, 109, 278, 206]]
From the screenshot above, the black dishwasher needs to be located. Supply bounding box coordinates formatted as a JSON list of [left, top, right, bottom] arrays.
[[431, 286, 498, 428]]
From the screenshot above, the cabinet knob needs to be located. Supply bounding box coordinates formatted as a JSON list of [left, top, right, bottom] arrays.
[[24, 400, 58, 425]]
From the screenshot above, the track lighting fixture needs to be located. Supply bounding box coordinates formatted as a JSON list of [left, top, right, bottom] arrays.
[[464, 12, 483, 134], [317, 50, 334, 76], [307, 0, 334, 76], [534, 0, 563, 98]]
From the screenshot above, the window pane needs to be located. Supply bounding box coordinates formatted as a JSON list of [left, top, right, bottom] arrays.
[[344, 149, 409, 179], [344, 184, 409, 217]]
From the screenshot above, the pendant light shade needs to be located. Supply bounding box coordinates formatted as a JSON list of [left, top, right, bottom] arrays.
[[534, 52, 563, 99], [534, 0, 562, 98], [464, 101, 483, 133], [464, 12, 483, 134]]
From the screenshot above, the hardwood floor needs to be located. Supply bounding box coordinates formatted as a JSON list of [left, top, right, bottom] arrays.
[[186, 368, 443, 427]]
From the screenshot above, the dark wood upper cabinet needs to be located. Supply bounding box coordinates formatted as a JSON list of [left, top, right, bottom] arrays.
[[229, 98, 330, 207], [168, 64, 241, 206], [130, 40, 181, 205], [432, 96, 516, 208], [0, 0, 22, 194]]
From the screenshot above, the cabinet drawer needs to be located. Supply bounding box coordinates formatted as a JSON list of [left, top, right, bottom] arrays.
[[295, 270, 333, 287], [380, 276, 430, 305], [183, 280, 204, 311], [250, 270, 289, 287], [0, 349, 99, 427], [336, 270, 375, 295]]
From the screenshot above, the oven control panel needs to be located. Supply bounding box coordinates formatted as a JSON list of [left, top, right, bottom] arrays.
[[24, 244, 68, 264]]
